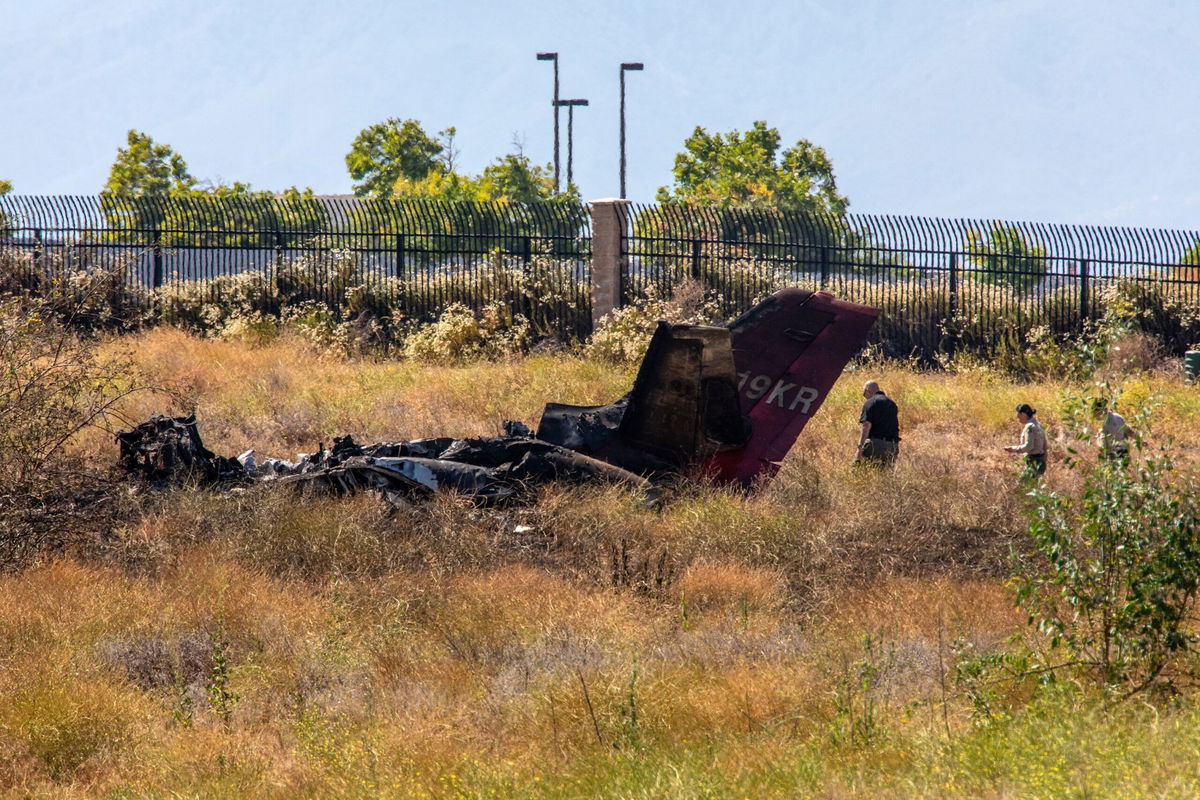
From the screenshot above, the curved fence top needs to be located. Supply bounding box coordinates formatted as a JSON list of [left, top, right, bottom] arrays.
[[4, 195, 1200, 266], [0, 195, 593, 238], [628, 203, 1200, 267]]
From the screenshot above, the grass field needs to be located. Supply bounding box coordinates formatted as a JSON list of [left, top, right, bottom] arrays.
[[3, 327, 1200, 798]]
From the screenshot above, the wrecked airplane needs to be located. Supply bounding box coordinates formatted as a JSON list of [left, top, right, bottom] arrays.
[[117, 289, 878, 504]]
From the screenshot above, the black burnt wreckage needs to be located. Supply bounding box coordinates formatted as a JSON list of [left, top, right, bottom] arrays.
[[116, 289, 879, 504]]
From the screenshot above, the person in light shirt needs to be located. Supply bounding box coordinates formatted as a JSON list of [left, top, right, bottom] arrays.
[[1004, 403, 1047, 477], [1091, 398, 1132, 460]]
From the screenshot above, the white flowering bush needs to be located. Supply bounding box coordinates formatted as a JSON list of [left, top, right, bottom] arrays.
[[586, 279, 724, 366], [401, 302, 530, 364]]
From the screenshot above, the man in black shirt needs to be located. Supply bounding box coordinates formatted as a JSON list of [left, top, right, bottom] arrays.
[[855, 380, 900, 466]]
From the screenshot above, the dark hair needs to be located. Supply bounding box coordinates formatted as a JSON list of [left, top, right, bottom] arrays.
[[1015, 403, 1036, 417]]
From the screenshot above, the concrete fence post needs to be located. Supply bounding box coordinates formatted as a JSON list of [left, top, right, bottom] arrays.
[[589, 198, 630, 332]]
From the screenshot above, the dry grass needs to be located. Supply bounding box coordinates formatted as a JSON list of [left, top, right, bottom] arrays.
[[3, 327, 1200, 796]]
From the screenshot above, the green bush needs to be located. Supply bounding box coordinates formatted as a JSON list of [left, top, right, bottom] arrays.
[[1014, 387, 1200, 696]]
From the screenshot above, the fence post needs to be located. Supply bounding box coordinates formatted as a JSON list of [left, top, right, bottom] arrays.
[[395, 232, 405, 279], [393, 232, 406, 318], [521, 235, 534, 322], [1079, 258, 1090, 326], [151, 228, 163, 291], [33, 228, 44, 276], [819, 246, 830, 289], [589, 198, 630, 331], [690, 238, 702, 280], [947, 252, 959, 357]]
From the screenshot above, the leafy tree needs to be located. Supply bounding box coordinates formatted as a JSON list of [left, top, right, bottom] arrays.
[[389, 154, 571, 204], [101, 131, 326, 245], [104, 130, 197, 198], [102, 130, 197, 236], [362, 153, 583, 260], [343, 116, 584, 259], [346, 118, 444, 198], [965, 226, 1048, 293], [1177, 241, 1200, 283], [345, 117, 578, 203], [640, 122, 852, 289], [475, 154, 560, 203], [159, 183, 328, 247], [656, 121, 848, 214]]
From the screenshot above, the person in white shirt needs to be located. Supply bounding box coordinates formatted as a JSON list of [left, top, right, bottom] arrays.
[[1004, 403, 1047, 476], [1091, 399, 1132, 459]]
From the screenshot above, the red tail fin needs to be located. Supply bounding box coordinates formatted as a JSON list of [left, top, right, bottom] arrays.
[[702, 288, 878, 485]]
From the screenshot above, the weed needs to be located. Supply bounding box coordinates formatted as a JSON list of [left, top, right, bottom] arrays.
[[616, 664, 641, 750], [171, 669, 195, 728], [828, 635, 894, 749], [206, 613, 240, 729]]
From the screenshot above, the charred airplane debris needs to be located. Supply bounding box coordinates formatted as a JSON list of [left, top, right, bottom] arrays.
[[116, 289, 878, 504]]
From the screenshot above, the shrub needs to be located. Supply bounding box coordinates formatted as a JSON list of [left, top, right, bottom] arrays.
[[586, 279, 723, 366], [0, 296, 144, 497], [1014, 387, 1200, 697], [0, 250, 149, 333], [401, 301, 530, 364]]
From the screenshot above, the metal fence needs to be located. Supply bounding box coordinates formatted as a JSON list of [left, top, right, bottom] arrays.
[[0, 195, 594, 340], [626, 204, 1200, 358], [4, 195, 1200, 358]]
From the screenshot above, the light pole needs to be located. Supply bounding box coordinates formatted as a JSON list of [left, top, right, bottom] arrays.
[[619, 62, 643, 199], [554, 98, 589, 188], [536, 52, 560, 192]]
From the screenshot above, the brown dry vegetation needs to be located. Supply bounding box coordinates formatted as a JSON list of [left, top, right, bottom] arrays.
[[3, 327, 1200, 797]]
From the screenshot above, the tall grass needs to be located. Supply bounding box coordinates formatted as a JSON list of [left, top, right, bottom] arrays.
[[3, 326, 1200, 796]]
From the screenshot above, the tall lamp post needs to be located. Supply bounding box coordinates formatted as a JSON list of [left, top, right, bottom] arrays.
[[619, 62, 643, 199], [536, 52, 560, 192], [554, 98, 589, 188]]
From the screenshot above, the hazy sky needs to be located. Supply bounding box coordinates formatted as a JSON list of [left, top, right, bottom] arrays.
[[3, 0, 1198, 229]]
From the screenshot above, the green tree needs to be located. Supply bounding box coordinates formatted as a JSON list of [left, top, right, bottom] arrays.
[[101, 131, 326, 245], [656, 121, 848, 214], [104, 130, 197, 198], [475, 154, 561, 203], [965, 226, 1048, 293], [639, 122, 852, 292], [346, 118, 444, 198], [101, 130, 197, 236], [159, 183, 328, 247], [1177, 241, 1200, 284], [390, 153, 571, 204]]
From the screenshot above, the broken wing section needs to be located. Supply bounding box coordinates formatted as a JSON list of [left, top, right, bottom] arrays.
[[702, 288, 879, 485]]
